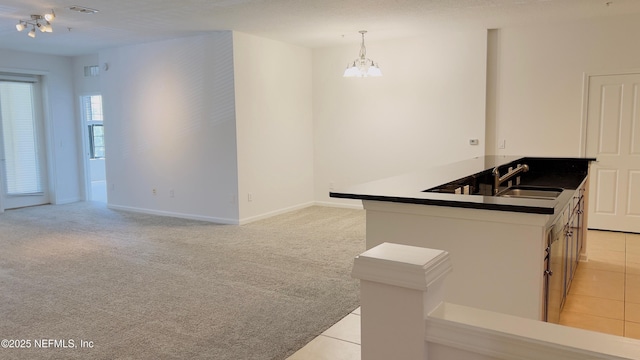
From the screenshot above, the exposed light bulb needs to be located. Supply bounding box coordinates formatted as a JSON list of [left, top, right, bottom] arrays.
[[44, 10, 55, 22]]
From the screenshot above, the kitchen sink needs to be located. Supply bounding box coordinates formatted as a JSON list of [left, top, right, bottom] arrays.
[[496, 185, 563, 200]]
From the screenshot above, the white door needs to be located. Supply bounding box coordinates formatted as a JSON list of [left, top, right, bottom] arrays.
[[0, 77, 49, 211], [586, 73, 640, 233]]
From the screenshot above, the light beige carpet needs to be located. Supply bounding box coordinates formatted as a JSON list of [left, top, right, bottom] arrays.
[[0, 202, 365, 359]]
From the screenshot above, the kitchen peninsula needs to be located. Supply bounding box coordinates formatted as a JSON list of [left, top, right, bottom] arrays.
[[331, 156, 593, 322]]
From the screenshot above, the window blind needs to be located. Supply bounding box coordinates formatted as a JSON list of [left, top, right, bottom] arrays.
[[0, 73, 38, 83], [0, 80, 43, 195]]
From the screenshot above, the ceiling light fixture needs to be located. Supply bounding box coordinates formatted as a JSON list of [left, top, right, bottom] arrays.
[[16, 10, 56, 38], [68, 5, 99, 14], [343, 30, 382, 78]]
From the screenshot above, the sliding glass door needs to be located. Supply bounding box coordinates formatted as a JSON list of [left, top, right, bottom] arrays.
[[0, 77, 49, 210]]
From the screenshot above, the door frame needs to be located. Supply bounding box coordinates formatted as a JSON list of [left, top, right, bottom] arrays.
[[0, 69, 54, 211], [0, 116, 5, 212], [580, 69, 640, 232], [78, 92, 105, 202]]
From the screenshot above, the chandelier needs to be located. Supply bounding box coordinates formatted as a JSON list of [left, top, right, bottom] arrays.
[[16, 10, 56, 38], [343, 30, 382, 78]]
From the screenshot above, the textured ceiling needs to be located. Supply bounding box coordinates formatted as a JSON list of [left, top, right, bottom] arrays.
[[1, 0, 639, 56]]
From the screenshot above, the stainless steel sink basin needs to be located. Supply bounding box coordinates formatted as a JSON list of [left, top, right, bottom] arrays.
[[496, 186, 563, 200]]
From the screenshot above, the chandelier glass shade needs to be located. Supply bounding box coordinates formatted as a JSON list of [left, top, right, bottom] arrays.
[[343, 30, 382, 78]]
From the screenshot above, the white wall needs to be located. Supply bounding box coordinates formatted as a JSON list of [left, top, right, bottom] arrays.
[[488, 13, 640, 157], [99, 32, 240, 223], [312, 29, 488, 206], [0, 51, 81, 204], [233, 32, 314, 223], [72, 54, 101, 94]]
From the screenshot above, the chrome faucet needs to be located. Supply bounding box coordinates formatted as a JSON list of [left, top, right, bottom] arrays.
[[492, 164, 529, 195]]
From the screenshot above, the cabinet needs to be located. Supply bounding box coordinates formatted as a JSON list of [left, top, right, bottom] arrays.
[[334, 157, 592, 321], [544, 179, 586, 322], [365, 200, 553, 320], [545, 222, 564, 323], [565, 182, 586, 300]]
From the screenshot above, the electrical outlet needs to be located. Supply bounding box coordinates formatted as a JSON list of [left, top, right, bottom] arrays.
[[248, 193, 253, 202], [329, 182, 335, 190], [469, 139, 479, 145], [152, 188, 157, 196], [169, 189, 174, 198], [499, 139, 506, 149]]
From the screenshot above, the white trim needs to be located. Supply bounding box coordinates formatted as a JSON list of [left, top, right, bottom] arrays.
[[0, 74, 52, 209], [107, 204, 240, 225], [106, 201, 362, 226], [352, 242, 452, 291], [78, 92, 102, 202], [0, 67, 49, 76], [579, 72, 589, 157], [426, 302, 640, 360], [238, 201, 314, 225], [581, 68, 640, 77], [0, 73, 39, 83], [40, 74, 56, 207], [313, 200, 364, 210], [53, 196, 81, 205]]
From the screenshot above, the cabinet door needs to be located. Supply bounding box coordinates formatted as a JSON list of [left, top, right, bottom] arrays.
[[547, 233, 564, 323], [574, 193, 585, 262], [561, 225, 571, 306], [568, 216, 578, 280]]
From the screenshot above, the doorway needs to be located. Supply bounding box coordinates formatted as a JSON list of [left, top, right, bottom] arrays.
[[585, 73, 640, 233], [80, 94, 106, 203], [0, 75, 49, 211]]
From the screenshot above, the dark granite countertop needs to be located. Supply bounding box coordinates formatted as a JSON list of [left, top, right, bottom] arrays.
[[329, 156, 593, 215]]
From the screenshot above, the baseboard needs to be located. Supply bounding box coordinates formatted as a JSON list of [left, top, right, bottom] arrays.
[[314, 200, 364, 210], [53, 196, 82, 205], [238, 202, 315, 225], [107, 204, 239, 225], [107, 201, 363, 226]]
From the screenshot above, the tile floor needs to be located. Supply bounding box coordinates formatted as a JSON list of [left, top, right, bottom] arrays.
[[559, 230, 640, 339], [286, 307, 361, 360], [287, 230, 640, 359]]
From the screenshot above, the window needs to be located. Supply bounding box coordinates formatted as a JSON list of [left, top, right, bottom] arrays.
[[82, 95, 103, 121], [82, 95, 104, 159]]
